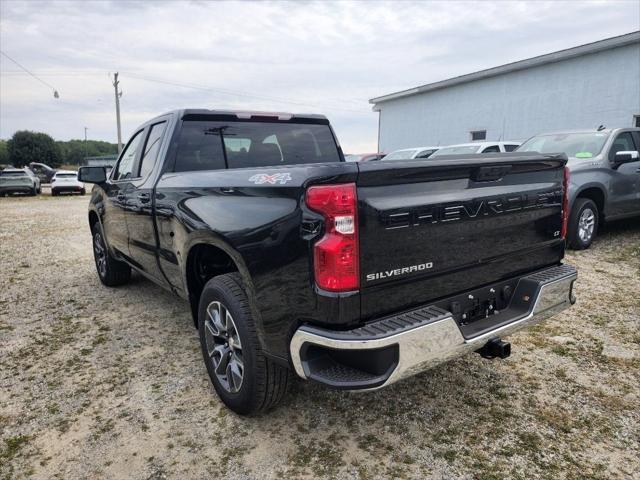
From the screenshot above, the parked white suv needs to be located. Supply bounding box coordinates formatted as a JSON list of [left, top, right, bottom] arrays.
[[430, 141, 520, 157], [0, 168, 41, 196], [51, 170, 85, 196]]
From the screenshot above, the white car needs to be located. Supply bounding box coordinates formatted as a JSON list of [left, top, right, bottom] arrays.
[[430, 141, 520, 157], [382, 146, 440, 161], [0, 168, 41, 196], [51, 170, 86, 196]]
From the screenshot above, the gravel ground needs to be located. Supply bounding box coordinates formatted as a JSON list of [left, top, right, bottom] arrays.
[[1, 192, 639, 480]]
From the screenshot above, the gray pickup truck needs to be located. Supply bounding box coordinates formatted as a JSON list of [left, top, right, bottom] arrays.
[[518, 128, 640, 249]]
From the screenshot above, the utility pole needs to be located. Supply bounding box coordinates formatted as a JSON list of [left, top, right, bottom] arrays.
[[84, 127, 88, 165], [112, 72, 123, 153]]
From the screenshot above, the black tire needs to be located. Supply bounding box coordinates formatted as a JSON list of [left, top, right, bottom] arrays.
[[91, 223, 131, 286], [29, 187, 37, 196], [80, 188, 86, 195], [568, 198, 598, 250], [198, 273, 290, 415], [51, 189, 57, 197]]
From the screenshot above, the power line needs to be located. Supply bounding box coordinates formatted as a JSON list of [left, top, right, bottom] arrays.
[[120, 72, 369, 114], [0, 50, 60, 98]]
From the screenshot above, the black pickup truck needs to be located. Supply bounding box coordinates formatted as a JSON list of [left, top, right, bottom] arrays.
[[79, 109, 577, 415]]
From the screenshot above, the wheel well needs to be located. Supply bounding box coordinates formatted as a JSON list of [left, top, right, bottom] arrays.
[[186, 244, 239, 327], [576, 188, 605, 221], [88, 211, 99, 232]]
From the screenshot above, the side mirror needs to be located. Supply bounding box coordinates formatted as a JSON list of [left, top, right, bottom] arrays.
[[78, 166, 107, 184], [612, 151, 639, 169]]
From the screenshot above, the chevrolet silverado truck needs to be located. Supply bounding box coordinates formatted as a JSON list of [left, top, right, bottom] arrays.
[[78, 109, 577, 415], [517, 128, 640, 249]]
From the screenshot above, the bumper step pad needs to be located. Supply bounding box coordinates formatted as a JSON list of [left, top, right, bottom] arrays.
[[290, 263, 577, 390]]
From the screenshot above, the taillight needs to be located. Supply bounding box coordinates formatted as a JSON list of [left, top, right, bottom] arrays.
[[561, 167, 570, 239], [305, 183, 359, 292]]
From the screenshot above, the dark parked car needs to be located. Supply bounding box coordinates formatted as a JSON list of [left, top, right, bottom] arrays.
[[29, 162, 57, 183], [79, 109, 576, 414], [517, 128, 640, 249]]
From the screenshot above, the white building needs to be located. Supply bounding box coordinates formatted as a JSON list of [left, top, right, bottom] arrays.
[[370, 32, 640, 153]]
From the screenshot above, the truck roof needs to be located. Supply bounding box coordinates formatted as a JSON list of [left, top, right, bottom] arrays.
[[148, 109, 329, 125]]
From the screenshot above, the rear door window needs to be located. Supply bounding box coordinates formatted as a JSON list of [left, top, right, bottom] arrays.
[[504, 144, 519, 152], [174, 120, 340, 172], [139, 122, 167, 178]]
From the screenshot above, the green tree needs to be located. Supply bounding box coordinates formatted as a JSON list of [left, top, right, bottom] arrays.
[[0, 140, 9, 166], [57, 139, 118, 165], [7, 131, 62, 168]]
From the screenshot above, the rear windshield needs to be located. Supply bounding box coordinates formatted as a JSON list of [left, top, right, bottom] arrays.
[[431, 145, 479, 157], [174, 120, 341, 172], [517, 132, 608, 158], [0, 171, 27, 177], [56, 173, 77, 178]]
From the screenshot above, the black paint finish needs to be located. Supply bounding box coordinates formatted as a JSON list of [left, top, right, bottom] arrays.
[[85, 109, 568, 363]]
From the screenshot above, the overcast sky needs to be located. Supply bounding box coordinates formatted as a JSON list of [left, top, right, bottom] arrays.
[[1, 0, 639, 152]]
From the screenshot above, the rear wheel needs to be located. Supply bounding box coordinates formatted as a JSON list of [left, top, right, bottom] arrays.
[[51, 189, 57, 197], [92, 223, 131, 286], [198, 273, 290, 415], [80, 188, 86, 195], [568, 198, 598, 250]]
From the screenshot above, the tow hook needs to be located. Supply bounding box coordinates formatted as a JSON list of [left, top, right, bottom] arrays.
[[476, 337, 511, 359]]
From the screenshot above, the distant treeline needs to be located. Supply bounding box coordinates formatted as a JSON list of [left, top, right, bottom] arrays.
[[0, 131, 118, 168]]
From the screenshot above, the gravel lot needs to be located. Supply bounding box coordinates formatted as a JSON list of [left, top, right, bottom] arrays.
[[1, 192, 639, 480]]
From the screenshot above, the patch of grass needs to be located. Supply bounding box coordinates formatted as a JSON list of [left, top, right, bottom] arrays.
[[1, 435, 30, 461]]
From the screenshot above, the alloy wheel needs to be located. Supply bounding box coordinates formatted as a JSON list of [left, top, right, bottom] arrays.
[[578, 207, 595, 243], [93, 232, 107, 278], [204, 301, 244, 393]]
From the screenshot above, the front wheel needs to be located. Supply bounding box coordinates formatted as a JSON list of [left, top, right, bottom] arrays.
[[80, 188, 86, 195], [198, 273, 290, 415], [92, 224, 131, 286], [568, 198, 598, 250]]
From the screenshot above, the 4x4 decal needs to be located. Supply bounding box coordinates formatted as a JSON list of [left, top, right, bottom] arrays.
[[248, 173, 292, 185]]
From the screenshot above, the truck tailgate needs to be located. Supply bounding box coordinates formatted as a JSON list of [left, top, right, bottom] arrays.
[[357, 153, 566, 320]]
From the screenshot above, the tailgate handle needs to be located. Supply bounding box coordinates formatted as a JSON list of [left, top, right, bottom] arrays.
[[473, 165, 512, 182]]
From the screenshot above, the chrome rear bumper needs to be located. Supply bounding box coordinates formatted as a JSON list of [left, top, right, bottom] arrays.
[[290, 264, 577, 390]]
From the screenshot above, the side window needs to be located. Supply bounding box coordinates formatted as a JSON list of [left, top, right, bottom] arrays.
[[114, 131, 144, 180], [482, 145, 500, 153], [138, 122, 167, 178], [174, 123, 226, 172], [416, 149, 436, 158], [504, 144, 519, 152], [608, 132, 637, 162]]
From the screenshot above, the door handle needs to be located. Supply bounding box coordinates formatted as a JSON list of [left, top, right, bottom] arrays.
[[137, 193, 151, 203]]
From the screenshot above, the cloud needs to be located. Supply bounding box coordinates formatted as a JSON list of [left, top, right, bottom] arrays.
[[0, 0, 638, 152]]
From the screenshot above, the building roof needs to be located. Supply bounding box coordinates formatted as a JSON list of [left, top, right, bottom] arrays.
[[370, 31, 640, 106]]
